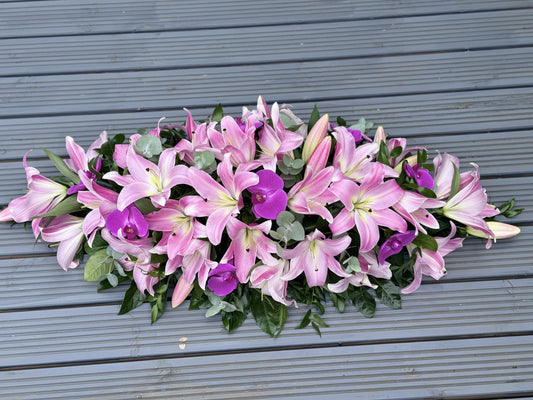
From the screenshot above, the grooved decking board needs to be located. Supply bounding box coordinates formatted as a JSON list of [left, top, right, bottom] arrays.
[[1, 88, 532, 161], [0, 223, 54, 257], [1, 336, 533, 399], [3, 9, 533, 76], [1, 278, 532, 368], [2, 48, 533, 118], [2, 0, 532, 38], [0, 225, 530, 311]]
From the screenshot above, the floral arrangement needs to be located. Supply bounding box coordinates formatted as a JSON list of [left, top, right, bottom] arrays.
[[1, 97, 522, 337]]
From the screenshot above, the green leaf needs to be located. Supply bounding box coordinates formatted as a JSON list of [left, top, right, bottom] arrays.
[[390, 146, 403, 159], [221, 310, 247, 333], [348, 118, 366, 133], [41, 147, 80, 184], [35, 195, 81, 218], [134, 198, 158, 214], [297, 309, 312, 329], [308, 105, 321, 133], [375, 280, 402, 310], [289, 221, 305, 241], [106, 273, 119, 287], [276, 211, 295, 226], [97, 274, 130, 292], [412, 232, 438, 252], [118, 282, 146, 315], [250, 290, 288, 337], [133, 135, 163, 158], [310, 313, 328, 328], [417, 149, 428, 164], [292, 159, 305, 169], [193, 150, 216, 171], [354, 289, 376, 318], [84, 249, 114, 281], [336, 116, 347, 127], [343, 256, 361, 273], [212, 103, 224, 123], [448, 163, 461, 200]]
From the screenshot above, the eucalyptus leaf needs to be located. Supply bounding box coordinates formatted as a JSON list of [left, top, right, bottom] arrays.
[[106, 273, 119, 287], [276, 211, 295, 226], [194, 151, 216, 170], [289, 221, 305, 241], [134, 135, 163, 158], [343, 256, 361, 273]]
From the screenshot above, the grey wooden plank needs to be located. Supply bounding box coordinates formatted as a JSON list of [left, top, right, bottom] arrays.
[[1, 336, 532, 399], [1, 278, 532, 368], [2, 48, 532, 118], [0, 257, 124, 310], [1, 87, 532, 161], [0, 223, 53, 257], [2, 0, 532, 38], [3, 9, 533, 76], [0, 225, 530, 311]]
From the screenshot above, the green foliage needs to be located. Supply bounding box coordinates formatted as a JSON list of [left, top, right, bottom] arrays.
[[348, 117, 374, 134], [211, 103, 224, 123], [411, 232, 438, 252], [250, 289, 288, 338], [374, 280, 402, 310], [41, 147, 80, 184], [36, 196, 82, 218], [193, 150, 217, 172], [448, 163, 461, 200], [353, 288, 376, 318], [307, 105, 321, 133], [118, 282, 146, 315], [497, 198, 523, 218], [84, 249, 114, 282]]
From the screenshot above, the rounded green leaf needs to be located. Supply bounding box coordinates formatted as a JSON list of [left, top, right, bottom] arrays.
[[133, 135, 163, 158]]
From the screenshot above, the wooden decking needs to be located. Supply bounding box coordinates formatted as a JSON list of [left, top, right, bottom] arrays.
[[1, 1, 532, 398]]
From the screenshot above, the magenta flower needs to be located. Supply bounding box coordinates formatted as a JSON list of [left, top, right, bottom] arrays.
[[207, 263, 239, 296], [105, 204, 149, 239], [404, 163, 434, 189], [247, 169, 287, 220], [378, 231, 416, 265]]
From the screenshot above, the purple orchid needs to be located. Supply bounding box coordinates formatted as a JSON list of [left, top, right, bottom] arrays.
[[378, 231, 416, 265], [247, 169, 287, 220], [207, 263, 239, 296], [105, 204, 149, 240], [404, 163, 434, 189]]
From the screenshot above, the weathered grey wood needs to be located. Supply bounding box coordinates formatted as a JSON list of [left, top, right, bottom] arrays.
[[1, 336, 532, 399], [1, 278, 532, 368], [2, 48, 532, 118], [3, 9, 533, 76], [1, 87, 532, 161], [2, 0, 532, 38]]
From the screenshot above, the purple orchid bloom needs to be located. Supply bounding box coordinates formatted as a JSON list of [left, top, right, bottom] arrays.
[[105, 204, 149, 239], [347, 128, 362, 142], [378, 231, 416, 265], [207, 263, 239, 296], [247, 169, 287, 220], [404, 163, 434, 189]]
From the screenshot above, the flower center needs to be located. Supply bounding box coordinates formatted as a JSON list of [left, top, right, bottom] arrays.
[[252, 192, 267, 204]]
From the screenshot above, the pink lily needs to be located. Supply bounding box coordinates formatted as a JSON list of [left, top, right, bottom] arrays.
[[76, 173, 119, 246], [221, 219, 278, 283], [186, 154, 259, 245], [393, 191, 445, 234], [180, 240, 217, 289], [101, 228, 160, 296], [305, 136, 332, 176], [144, 197, 207, 259], [208, 116, 256, 165], [175, 119, 219, 166], [0, 151, 67, 224], [287, 166, 337, 223], [104, 146, 189, 211], [171, 275, 194, 308], [467, 221, 520, 240], [442, 164, 497, 248], [282, 230, 351, 287], [302, 114, 329, 162], [250, 259, 296, 306], [328, 251, 392, 292], [402, 222, 464, 294], [40, 215, 84, 270], [331, 127, 394, 182], [329, 165, 407, 252], [251, 122, 304, 171]]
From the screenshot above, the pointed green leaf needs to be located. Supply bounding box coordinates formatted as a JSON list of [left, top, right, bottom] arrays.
[[375, 280, 401, 310], [35, 195, 81, 218], [84, 249, 113, 281], [412, 232, 438, 252], [354, 289, 376, 317], [250, 290, 288, 337], [307, 105, 320, 133], [212, 103, 224, 123], [221, 310, 247, 333], [41, 147, 80, 184], [448, 163, 461, 200], [118, 281, 146, 315]]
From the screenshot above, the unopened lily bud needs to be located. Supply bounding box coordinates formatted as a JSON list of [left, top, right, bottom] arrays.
[[394, 155, 418, 173], [467, 221, 521, 240], [306, 136, 332, 176], [302, 114, 329, 162], [171, 276, 194, 308], [374, 126, 386, 143]]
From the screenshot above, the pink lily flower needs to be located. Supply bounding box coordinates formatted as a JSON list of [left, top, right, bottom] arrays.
[[432, 152, 462, 199], [287, 166, 337, 223], [251, 122, 304, 171], [221, 219, 278, 283], [171, 275, 194, 308], [76, 174, 119, 246], [144, 197, 208, 259], [442, 164, 497, 248], [180, 240, 217, 289], [208, 116, 256, 165], [401, 222, 464, 294], [393, 191, 445, 234], [467, 221, 520, 240], [186, 154, 259, 245], [0, 151, 67, 224], [250, 259, 296, 306], [175, 120, 219, 166], [305, 136, 332, 176], [40, 215, 85, 270], [282, 230, 351, 287], [104, 146, 189, 211], [329, 165, 407, 252], [101, 228, 160, 296], [302, 114, 329, 162]]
